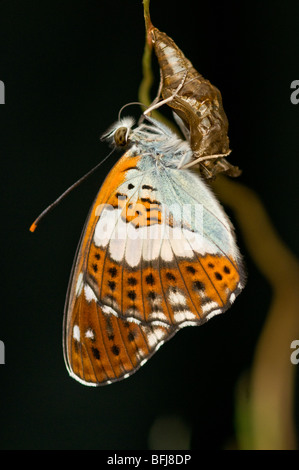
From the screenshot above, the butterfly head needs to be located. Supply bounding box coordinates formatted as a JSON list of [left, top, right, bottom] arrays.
[[101, 117, 135, 148], [102, 114, 194, 170]]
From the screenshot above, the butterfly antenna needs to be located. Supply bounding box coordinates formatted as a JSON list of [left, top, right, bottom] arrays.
[[29, 147, 116, 232], [118, 101, 147, 121]]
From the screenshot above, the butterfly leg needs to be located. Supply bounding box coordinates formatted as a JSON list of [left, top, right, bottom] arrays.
[[143, 70, 188, 117], [178, 150, 232, 170], [141, 114, 174, 136]]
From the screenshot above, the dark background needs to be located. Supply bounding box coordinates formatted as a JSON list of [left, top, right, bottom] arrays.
[[0, 0, 298, 450]]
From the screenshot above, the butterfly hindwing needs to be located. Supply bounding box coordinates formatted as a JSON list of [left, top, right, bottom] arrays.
[[63, 122, 245, 386], [66, 289, 176, 385]]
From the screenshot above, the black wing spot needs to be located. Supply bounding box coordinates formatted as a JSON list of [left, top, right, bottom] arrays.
[[92, 264, 98, 273], [142, 184, 156, 191], [145, 273, 155, 285], [128, 331, 136, 342], [186, 266, 196, 274], [193, 280, 205, 291], [108, 267, 118, 278], [147, 290, 157, 301], [111, 345, 120, 356], [166, 272, 176, 281], [128, 290, 137, 301], [128, 277, 138, 286], [108, 280, 116, 291], [91, 347, 100, 360]]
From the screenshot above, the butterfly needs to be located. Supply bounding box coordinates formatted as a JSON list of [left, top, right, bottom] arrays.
[[145, 23, 241, 179], [62, 115, 245, 386]]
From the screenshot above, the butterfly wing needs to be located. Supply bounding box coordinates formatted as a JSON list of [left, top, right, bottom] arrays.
[[63, 150, 179, 386], [64, 290, 175, 386], [63, 147, 245, 386]]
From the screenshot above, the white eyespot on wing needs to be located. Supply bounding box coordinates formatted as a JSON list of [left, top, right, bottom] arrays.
[[84, 284, 98, 303], [124, 223, 143, 267], [108, 236, 127, 263], [168, 237, 189, 258], [124, 307, 143, 322], [168, 288, 187, 306], [148, 311, 168, 323], [108, 216, 127, 262], [85, 328, 95, 340], [153, 327, 168, 342], [144, 329, 158, 349], [178, 320, 199, 328], [94, 207, 121, 248], [173, 310, 196, 322], [168, 227, 194, 258], [160, 238, 174, 262], [73, 325, 80, 342], [134, 223, 169, 263], [101, 304, 118, 317], [201, 301, 220, 314], [142, 229, 163, 262], [143, 326, 168, 348]]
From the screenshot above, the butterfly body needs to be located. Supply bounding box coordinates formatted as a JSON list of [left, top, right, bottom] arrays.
[[63, 118, 245, 386]]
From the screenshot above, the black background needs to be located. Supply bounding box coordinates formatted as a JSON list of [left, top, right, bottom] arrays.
[[0, 0, 298, 450]]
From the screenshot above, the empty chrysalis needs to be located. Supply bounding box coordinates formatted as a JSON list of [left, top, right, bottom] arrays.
[[146, 20, 241, 179]]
